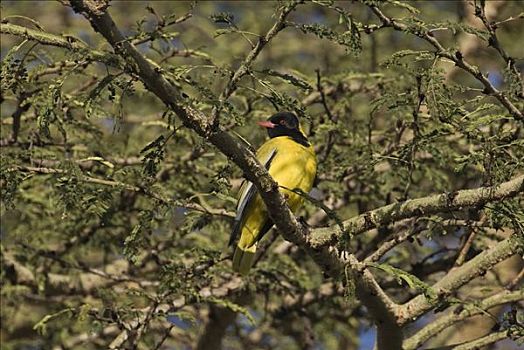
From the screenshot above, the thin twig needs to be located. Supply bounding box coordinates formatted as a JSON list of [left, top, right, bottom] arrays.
[[365, 3, 523, 121], [454, 228, 478, 266], [211, 1, 302, 123], [404, 289, 523, 350], [398, 235, 523, 326]]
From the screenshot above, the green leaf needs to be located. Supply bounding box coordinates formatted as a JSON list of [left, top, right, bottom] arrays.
[[259, 69, 313, 91], [140, 135, 166, 154], [33, 308, 75, 335], [210, 12, 234, 24], [206, 297, 256, 325], [386, 0, 420, 14], [367, 262, 437, 301]]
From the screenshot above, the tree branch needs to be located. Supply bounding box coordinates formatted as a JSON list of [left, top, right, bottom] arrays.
[[213, 1, 300, 120], [309, 175, 524, 248], [364, 2, 523, 121], [14, 165, 234, 218], [196, 305, 237, 350], [404, 289, 524, 350], [397, 235, 524, 325], [66, 0, 303, 238], [0, 21, 114, 64], [452, 329, 510, 350], [346, 255, 403, 349], [196, 292, 251, 350], [85, 276, 245, 349], [63, 3, 405, 349]]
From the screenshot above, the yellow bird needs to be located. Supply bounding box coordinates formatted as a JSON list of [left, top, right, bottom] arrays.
[[228, 112, 317, 275]]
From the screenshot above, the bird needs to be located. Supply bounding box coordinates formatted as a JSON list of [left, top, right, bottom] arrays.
[[228, 111, 317, 275]]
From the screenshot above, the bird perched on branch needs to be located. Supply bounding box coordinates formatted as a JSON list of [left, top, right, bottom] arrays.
[[228, 111, 317, 275]]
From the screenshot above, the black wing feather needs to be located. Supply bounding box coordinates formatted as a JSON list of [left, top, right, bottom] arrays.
[[228, 149, 277, 246]]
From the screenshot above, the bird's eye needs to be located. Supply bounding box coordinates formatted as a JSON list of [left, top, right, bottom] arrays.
[[279, 120, 287, 127]]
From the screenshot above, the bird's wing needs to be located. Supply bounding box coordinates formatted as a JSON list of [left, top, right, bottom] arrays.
[[228, 148, 277, 246]]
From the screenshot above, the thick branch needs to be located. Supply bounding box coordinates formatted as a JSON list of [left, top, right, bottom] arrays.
[[66, 0, 301, 235], [0, 22, 113, 63], [397, 235, 523, 325], [196, 291, 251, 350], [404, 289, 524, 350], [196, 305, 237, 350], [65, 2, 402, 349], [452, 330, 510, 350], [346, 255, 403, 349], [309, 175, 524, 248]]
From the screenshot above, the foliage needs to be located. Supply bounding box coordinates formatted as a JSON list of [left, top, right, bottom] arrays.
[[1, 1, 523, 349]]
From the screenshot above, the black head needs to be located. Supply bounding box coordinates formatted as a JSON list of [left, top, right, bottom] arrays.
[[257, 112, 310, 147]]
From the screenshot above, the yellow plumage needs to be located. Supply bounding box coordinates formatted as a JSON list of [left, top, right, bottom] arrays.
[[232, 131, 317, 275]]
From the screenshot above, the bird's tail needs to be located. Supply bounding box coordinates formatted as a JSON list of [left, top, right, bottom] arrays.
[[232, 243, 256, 275]]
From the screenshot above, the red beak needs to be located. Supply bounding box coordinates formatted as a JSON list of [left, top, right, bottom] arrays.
[[257, 121, 276, 128]]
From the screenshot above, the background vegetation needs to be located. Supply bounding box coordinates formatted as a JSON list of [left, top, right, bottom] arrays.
[[1, 1, 523, 349]]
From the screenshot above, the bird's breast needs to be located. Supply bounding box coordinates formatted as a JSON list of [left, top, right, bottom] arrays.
[[260, 137, 317, 210]]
